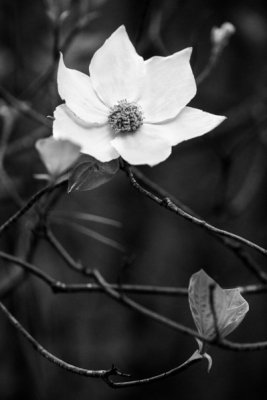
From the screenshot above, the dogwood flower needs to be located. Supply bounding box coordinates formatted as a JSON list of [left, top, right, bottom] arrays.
[[53, 25, 226, 166]]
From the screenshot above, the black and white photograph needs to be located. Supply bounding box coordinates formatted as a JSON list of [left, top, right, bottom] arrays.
[[0, 0, 267, 399]]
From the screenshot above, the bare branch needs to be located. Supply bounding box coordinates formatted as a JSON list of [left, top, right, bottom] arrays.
[[104, 353, 203, 388], [0, 180, 67, 237], [131, 167, 267, 282], [0, 301, 121, 379], [123, 165, 267, 261], [0, 86, 51, 127]]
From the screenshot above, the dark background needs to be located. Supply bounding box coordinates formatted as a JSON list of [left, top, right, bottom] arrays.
[[1, 0, 267, 399]]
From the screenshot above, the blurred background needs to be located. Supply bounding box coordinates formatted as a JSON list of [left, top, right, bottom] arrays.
[[1, 0, 267, 399]]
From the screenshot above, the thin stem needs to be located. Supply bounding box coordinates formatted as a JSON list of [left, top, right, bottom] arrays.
[[0, 86, 51, 127], [0, 299, 203, 388], [93, 270, 267, 352], [44, 226, 89, 275], [105, 353, 202, 388], [131, 167, 267, 282], [1, 250, 267, 351], [0, 251, 56, 286], [0, 301, 118, 378], [124, 166, 267, 258], [0, 180, 67, 237]]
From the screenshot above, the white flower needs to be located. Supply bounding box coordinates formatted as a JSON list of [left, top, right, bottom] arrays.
[[53, 25, 226, 166]]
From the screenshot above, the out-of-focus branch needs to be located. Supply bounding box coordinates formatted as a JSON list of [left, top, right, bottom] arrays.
[[44, 226, 89, 275], [0, 298, 202, 388], [0, 180, 67, 237], [0, 103, 24, 206], [21, 12, 98, 99], [197, 22, 236, 85], [0, 86, 51, 127]]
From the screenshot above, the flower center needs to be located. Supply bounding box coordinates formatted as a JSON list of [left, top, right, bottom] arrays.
[[108, 100, 143, 134]]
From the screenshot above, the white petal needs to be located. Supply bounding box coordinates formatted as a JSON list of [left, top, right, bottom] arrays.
[[148, 106, 226, 146], [139, 48, 196, 123], [111, 125, 171, 166], [53, 105, 119, 162], [57, 54, 108, 125], [89, 26, 145, 107]]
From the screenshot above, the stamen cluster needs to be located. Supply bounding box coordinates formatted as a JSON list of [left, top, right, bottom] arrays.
[[108, 100, 143, 134]]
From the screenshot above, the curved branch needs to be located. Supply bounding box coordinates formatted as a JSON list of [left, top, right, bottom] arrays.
[[131, 166, 266, 282], [124, 166, 267, 259], [105, 352, 203, 388], [0, 180, 67, 237], [2, 250, 267, 351], [0, 301, 121, 378]]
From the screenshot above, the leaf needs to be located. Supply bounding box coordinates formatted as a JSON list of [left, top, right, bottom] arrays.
[[68, 158, 119, 192], [52, 218, 124, 252], [50, 210, 122, 227], [188, 270, 249, 340], [36, 136, 80, 177], [188, 350, 213, 373]]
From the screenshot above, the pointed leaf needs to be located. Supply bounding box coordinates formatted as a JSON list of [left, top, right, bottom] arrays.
[[202, 352, 213, 372], [68, 158, 119, 192], [188, 350, 213, 373], [51, 210, 122, 227], [188, 269, 249, 340], [36, 136, 80, 177]]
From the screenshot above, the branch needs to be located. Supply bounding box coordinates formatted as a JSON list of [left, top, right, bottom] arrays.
[[1, 250, 267, 351], [123, 166, 267, 260], [0, 180, 67, 237], [44, 226, 89, 276], [0, 301, 124, 379], [104, 352, 203, 388], [22, 12, 98, 99], [0, 86, 51, 127], [131, 167, 267, 282]]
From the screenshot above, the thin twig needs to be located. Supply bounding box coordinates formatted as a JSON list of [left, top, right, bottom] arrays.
[[1, 248, 266, 297], [0, 180, 67, 237], [123, 166, 267, 258], [0, 301, 122, 379], [21, 12, 97, 99], [44, 226, 89, 275], [0, 86, 51, 127], [1, 250, 267, 351], [131, 167, 267, 282], [104, 352, 202, 388]]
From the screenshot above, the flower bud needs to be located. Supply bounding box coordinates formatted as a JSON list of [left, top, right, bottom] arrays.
[[211, 22, 236, 53]]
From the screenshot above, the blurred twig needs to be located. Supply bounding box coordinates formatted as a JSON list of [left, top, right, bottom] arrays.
[[0, 86, 51, 127], [21, 11, 98, 99], [197, 22, 235, 85], [0, 103, 24, 206], [104, 352, 203, 388]]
